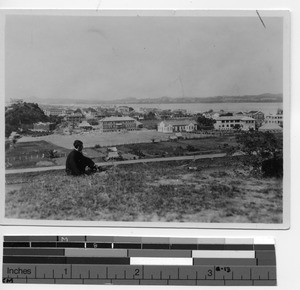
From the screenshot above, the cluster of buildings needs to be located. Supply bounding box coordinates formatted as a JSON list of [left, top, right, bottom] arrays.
[[6, 98, 283, 139], [40, 106, 191, 133], [157, 110, 283, 133], [33, 104, 284, 134], [43, 106, 137, 119], [214, 110, 283, 132], [39, 105, 144, 133]]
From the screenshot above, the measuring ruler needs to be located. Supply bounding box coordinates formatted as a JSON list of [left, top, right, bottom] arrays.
[[2, 236, 276, 286]]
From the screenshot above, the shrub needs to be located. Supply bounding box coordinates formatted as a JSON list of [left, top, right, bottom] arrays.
[[261, 157, 283, 178], [235, 131, 283, 175], [186, 145, 197, 152]]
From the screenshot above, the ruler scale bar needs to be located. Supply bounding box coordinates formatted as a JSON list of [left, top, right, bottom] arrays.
[[4, 242, 257, 249], [2, 236, 276, 286], [3, 264, 276, 279]]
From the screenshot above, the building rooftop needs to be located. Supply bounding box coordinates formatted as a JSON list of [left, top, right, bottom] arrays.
[[160, 119, 198, 126], [215, 116, 255, 121], [266, 113, 283, 117], [258, 123, 283, 131], [247, 110, 263, 114], [100, 116, 136, 122], [78, 121, 92, 127]]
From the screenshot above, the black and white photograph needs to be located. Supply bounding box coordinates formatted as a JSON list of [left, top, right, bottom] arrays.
[[2, 10, 290, 227]]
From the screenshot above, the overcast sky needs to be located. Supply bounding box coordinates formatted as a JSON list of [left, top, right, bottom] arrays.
[[5, 14, 283, 101]]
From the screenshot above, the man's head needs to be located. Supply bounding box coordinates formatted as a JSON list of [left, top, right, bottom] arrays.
[[73, 140, 83, 152]]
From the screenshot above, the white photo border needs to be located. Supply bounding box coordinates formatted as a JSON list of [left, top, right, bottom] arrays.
[[0, 9, 291, 229]]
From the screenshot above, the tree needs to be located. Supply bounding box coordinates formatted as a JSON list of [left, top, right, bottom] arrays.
[[197, 115, 215, 130], [235, 131, 283, 176], [5, 102, 49, 137], [220, 112, 233, 116], [186, 145, 197, 152], [74, 108, 82, 114], [48, 115, 63, 126], [233, 124, 241, 131], [88, 120, 99, 126], [144, 111, 157, 120]]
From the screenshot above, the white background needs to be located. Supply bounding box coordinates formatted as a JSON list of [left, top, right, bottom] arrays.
[[0, 0, 299, 290]]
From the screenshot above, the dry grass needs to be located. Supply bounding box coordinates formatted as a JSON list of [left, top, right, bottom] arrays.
[[5, 157, 283, 223]]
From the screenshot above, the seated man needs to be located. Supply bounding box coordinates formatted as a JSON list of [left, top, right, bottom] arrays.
[[66, 140, 97, 176]]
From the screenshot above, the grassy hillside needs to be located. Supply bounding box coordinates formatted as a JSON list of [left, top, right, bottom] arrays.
[[5, 157, 282, 223]]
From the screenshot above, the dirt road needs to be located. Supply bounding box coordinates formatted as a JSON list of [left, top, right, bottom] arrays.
[[5, 153, 227, 175]]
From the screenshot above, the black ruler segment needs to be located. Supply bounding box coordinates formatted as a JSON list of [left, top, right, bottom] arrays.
[[56, 242, 85, 248], [2, 236, 277, 286], [224, 244, 254, 250], [4, 242, 30, 248], [4, 256, 67, 264], [142, 243, 170, 249], [254, 244, 275, 251], [31, 242, 57, 248], [86, 243, 112, 248], [197, 244, 225, 250], [3, 248, 65, 256], [114, 243, 142, 249], [171, 244, 197, 250]]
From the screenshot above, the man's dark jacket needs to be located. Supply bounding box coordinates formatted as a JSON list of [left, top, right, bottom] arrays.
[[66, 149, 95, 176]]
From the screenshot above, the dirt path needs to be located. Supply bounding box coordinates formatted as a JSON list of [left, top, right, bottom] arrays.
[[5, 153, 227, 175]]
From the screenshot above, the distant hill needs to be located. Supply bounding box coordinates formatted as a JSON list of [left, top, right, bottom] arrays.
[[21, 93, 283, 105], [113, 93, 283, 104]]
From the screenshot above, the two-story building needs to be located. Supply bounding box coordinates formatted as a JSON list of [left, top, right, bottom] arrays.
[[245, 111, 265, 128], [66, 112, 84, 125], [265, 113, 283, 127], [99, 116, 137, 132], [214, 116, 255, 131], [78, 120, 93, 130], [157, 120, 198, 133]]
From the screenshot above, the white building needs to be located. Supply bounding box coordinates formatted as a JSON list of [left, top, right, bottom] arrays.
[[265, 113, 283, 127], [258, 123, 283, 132], [157, 120, 198, 133], [214, 116, 255, 131], [99, 116, 137, 132], [78, 121, 93, 130]]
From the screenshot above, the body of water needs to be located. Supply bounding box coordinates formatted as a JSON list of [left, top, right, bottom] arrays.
[[124, 102, 283, 115], [47, 102, 283, 115]]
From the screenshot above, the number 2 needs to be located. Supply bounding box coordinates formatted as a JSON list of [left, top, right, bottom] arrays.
[[134, 269, 140, 276]]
